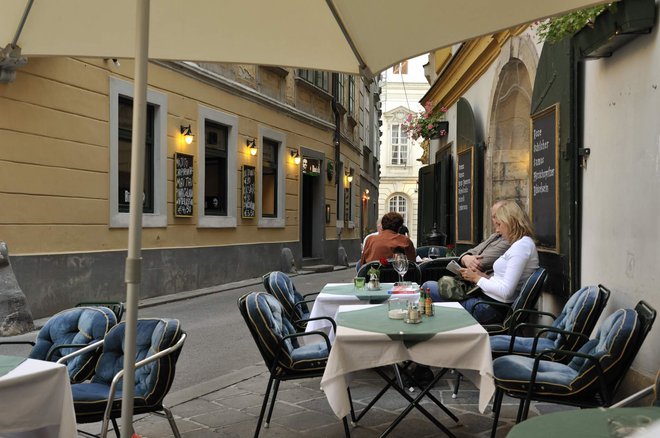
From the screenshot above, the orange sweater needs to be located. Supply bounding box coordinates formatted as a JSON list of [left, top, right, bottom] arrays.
[[360, 230, 416, 264]]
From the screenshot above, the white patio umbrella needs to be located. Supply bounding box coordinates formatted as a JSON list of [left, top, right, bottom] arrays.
[[0, 0, 606, 435]]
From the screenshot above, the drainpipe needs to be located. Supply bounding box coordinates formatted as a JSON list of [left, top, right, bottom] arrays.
[[332, 74, 344, 264], [572, 53, 586, 292]]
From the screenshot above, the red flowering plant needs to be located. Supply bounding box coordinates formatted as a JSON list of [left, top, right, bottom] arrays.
[[446, 244, 455, 257], [402, 102, 448, 141]]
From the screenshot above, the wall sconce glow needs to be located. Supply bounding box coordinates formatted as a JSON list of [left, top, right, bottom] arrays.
[[290, 150, 301, 165], [180, 125, 194, 145], [247, 139, 257, 156], [347, 174, 353, 183]]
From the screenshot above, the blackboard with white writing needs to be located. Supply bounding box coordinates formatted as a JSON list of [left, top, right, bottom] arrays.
[[456, 148, 474, 243], [530, 104, 559, 251], [242, 165, 256, 219], [174, 153, 194, 217]]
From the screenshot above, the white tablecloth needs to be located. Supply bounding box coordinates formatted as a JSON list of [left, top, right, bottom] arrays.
[[320, 303, 495, 419], [305, 283, 419, 343], [0, 358, 77, 437]]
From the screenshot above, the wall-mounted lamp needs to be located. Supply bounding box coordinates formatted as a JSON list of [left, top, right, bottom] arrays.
[[247, 139, 257, 156], [347, 173, 353, 183], [290, 150, 301, 165], [180, 125, 194, 145]]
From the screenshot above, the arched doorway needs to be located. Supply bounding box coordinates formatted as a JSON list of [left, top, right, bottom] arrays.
[[487, 58, 533, 218]]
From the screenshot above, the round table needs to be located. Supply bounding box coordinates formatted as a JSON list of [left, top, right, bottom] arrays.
[[507, 406, 660, 438]]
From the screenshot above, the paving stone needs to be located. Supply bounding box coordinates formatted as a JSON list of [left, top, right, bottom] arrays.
[[273, 386, 328, 404], [214, 392, 265, 410], [244, 400, 306, 418], [271, 410, 339, 431], [180, 427, 225, 437], [134, 414, 201, 437], [170, 398, 226, 418], [189, 407, 254, 428]]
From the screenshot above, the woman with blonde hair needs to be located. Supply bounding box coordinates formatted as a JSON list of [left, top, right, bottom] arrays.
[[457, 200, 539, 323]]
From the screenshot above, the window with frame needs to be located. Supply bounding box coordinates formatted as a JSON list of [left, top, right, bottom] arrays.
[[348, 76, 355, 115], [391, 123, 408, 165], [197, 106, 238, 228], [393, 61, 408, 74], [298, 69, 330, 91], [109, 77, 167, 228], [334, 74, 345, 105], [204, 121, 228, 216], [388, 195, 408, 225], [117, 96, 155, 213], [262, 138, 279, 218]]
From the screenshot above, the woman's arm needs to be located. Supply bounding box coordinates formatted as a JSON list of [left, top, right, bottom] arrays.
[[476, 240, 531, 302]]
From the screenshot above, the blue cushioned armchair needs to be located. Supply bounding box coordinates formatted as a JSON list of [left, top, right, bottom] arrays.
[[263, 271, 318, 330], [490, 301, 656, 437], [0, 306, 117, 383], [490, 284, 610, 361], [68, 318, 186, 438], [239, 291, 348, 438]]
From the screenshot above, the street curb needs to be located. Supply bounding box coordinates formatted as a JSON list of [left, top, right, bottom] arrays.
[[27, 263, 354, 330]]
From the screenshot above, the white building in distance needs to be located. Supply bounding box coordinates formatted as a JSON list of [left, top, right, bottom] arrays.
[[378, 55, 430, 246]]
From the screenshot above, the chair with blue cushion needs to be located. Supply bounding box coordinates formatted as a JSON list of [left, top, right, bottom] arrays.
[[263, 271, 318, 330], [490, 284, 610, 360], [0, 306, 117, 383], [451, 267, 546, 397], [238, 291, 348, 438], [475, 267, 547, 335], [490, 301, 656, 437], [69, 318, 186, 438]]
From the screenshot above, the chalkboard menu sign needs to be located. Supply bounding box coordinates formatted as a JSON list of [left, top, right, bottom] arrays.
[[530, 104, 559, 251], [456, 148, 474, 244], [242, 165, 256, 218], [174, 153, 193, 217]]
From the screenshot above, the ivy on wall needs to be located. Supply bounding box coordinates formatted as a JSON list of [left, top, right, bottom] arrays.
[[535, 2, 618, 43]]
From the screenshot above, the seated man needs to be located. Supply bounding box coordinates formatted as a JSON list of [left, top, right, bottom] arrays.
[[360, 212, 415, 265], [357, 219, 382, 272], [422, 201, 510, 301]]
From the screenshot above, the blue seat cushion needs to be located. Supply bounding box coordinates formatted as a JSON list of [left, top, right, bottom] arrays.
[[267, 271, 309, 320], [31, 306, 117, 383], [72, 318, 183, 423], [494, 309, 639, 397], [244, 292, 327, 373], [491, 335, 556, 356]]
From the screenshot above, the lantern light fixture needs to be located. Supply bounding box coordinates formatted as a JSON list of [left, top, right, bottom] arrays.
[[247, 138, 257, 156], [290, 150, 301, 165], [180, 125, 194, 145]]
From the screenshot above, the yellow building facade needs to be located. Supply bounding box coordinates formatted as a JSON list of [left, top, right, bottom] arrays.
[[0, 57, 380, 317]]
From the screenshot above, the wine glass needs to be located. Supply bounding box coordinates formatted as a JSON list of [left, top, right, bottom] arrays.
[[393, 253, 408, 284], [428, 246, 440, 260]]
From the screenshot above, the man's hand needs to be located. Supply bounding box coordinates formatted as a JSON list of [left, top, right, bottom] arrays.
[[461, 254, 484, 271]]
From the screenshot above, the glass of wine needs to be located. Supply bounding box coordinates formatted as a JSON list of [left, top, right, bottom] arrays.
[[393, 253, 408, 284], [428, 246, 440, 259]]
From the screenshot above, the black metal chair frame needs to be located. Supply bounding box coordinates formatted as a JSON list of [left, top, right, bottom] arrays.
[[490, 300, 657, 438], [76, 301, 125, 321], [502, 285, 610, 361], [238, 294, 349, 438]]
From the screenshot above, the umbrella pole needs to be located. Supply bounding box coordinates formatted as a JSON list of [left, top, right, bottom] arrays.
[[121, 0, 150, 436]]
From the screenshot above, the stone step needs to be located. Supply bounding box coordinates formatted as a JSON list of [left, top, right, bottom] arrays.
[[302, 264, 335, 273], [301, 257, 323, 267]]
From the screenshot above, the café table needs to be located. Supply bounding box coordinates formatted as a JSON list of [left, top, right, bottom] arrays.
[[320, 302, 495, 436], [305, 282, 419, 342], [0, 355, 77, 437], [506, 406, 660, 438], [507, 406, 660, 438]]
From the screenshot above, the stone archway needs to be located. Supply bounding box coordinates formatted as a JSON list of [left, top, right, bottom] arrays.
[[485, 36, 536, 234]]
